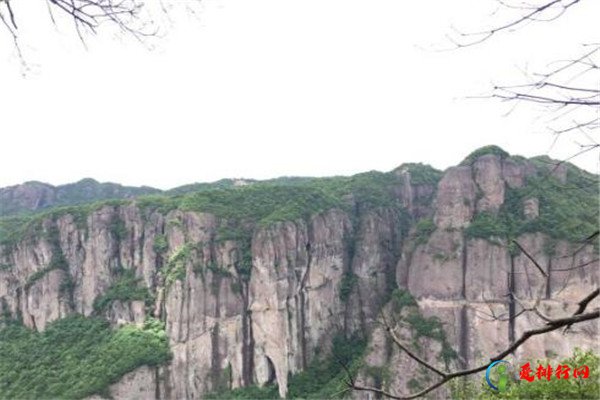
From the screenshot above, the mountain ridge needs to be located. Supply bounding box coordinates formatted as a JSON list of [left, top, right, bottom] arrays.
[[2, 145, 595, 219]]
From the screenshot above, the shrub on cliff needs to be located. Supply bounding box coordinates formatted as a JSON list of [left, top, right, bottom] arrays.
[[0, 315, 170, 399], [92, 268, 153, 314], [460, 145, 510, 166]]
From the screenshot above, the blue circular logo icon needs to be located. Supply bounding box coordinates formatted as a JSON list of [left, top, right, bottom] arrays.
[[486, 360, 511, 391]]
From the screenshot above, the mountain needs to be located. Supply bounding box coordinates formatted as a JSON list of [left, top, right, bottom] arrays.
[[0, 178, 161, 217], [0, 146, 598, 399], [0, 177, 318, 217]]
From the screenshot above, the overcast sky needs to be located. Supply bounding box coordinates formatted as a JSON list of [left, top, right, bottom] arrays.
[[1, 0, 598, 190]]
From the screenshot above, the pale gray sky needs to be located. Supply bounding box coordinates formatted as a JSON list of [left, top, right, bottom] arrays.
[[1, 0, 598, 189]]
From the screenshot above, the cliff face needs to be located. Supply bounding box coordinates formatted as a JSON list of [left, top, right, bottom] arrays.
[[356, 155, 598, 397], [0, 150, 597, 399]]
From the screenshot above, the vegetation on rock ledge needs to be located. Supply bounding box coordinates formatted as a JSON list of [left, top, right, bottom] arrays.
[[460, 145, 510, 166], [466, 172, 598, 245], [0, 171, 407, 249], [394, 163, 443, 185], [0, 315, 170, 399], [92, 267, 153, 314]]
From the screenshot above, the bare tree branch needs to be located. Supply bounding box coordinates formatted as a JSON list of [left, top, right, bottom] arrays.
[[382, 313, 446, 377], [512, 239, 549, 277], [448, 0, 582, 48], [1, 0, 158, 44], [450, 1, 599, 159], [550, 257, 599, 272], [564, 288, 600, 332]]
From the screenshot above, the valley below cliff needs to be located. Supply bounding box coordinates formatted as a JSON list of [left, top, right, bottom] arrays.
[[0, 146, 598, 399]]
